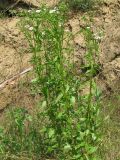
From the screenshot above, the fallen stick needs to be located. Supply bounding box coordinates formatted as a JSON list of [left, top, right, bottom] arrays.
[[0, 67, 33, 91]]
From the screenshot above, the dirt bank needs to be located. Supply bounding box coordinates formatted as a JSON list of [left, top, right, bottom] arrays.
[[0, 0, 120, 111]]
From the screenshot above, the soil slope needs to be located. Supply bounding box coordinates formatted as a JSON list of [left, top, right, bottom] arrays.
[[0, 0, 120, 111]]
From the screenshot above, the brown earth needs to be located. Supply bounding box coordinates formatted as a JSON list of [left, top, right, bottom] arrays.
[[0, 0, 59, 11], [0, 0, 120, 111]]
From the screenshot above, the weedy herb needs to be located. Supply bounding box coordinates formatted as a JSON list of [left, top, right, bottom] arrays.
[[62, 0, 99, 11], [0, 4, 101, 160]]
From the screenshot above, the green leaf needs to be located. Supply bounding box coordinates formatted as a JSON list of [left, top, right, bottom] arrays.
[[31, 78, 38, 84], [55, 93, 63, 104], [75, 142, 85, 150], [70, 96, 75, 105], [80, 118, 86, 122], [64, 143, 71, 152], [57, 112, 63, 119], [88, 146, 97, 154], [42, 101, 47, 107], [73, 154, 81, 159], [48, 128, 55, 138], [92, 133, 97, 140], [85, 129, 90, 135], [65, 84, 70, 93], [26, 115, 32, 122]]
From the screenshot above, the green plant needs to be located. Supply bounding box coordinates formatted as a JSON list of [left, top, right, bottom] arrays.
[[0, 4, 101, 160], [63, 0, 99, 11], [21, 4, 100, 159], [0, 107, 44, 159]]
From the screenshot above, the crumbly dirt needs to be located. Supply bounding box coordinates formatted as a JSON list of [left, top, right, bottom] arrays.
[[0, 0, 120, 111], [68, 0, 120, 93], [0, 0, 59, 10]]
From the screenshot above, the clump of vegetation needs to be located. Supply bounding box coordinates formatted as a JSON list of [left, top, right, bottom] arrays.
[[0, 4, 101, 160], [63, 0, 99, 11]]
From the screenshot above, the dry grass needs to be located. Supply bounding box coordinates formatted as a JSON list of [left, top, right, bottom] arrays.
[[100, 93, 120, 160]]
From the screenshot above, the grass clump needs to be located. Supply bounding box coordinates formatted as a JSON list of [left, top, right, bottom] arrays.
[[0, 4, 101, 160], [63, 0, 100, 11], [99, 94, 120, 160]]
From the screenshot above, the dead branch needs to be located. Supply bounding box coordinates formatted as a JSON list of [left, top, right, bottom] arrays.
[[0, 67, 33, 91]]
